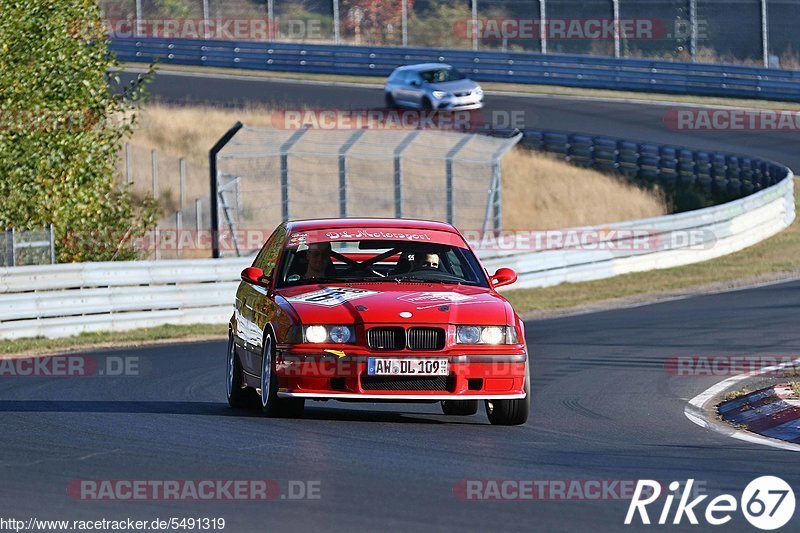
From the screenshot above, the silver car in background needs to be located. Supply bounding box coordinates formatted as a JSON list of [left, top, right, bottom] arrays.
[[384, 63, 484, 110]]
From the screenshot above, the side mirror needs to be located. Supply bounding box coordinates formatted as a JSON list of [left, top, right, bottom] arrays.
[[489, 267, 517, 289], [241, 267, 271, 288]]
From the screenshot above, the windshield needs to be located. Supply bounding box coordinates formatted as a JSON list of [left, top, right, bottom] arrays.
[[276, 238, 487, 288], [420, 68, 466, 83]]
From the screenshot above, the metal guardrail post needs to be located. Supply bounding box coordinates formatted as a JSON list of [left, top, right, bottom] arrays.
[[5, 228, 14, 267], [689, 0, 698, 62], [203, 0, 210, 39], [151, 149, 158, 198], [761, 0, 769, 67], [195, 198, 202, 232], [280, 127, 309, 222], [539, 0, 547, 54], [268, 0, 275, 41], [49, 224, 55, 264], [401, 0, 408, 47], [209, 122, 243, 259], [445, 135, 472, 225], [125, 142, 132, 184], [394, 130, 421, 219], [338, 129, 367, 218], [333, 0, 340, 45], [612, 0, 620, 58], [135, 0, 142, 37], [471, 0, 478, 51]]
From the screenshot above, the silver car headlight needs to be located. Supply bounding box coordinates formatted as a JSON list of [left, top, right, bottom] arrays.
[[303, 325, 355, 344], [456, 325, 519, 345], [432, 90, 449, 99]]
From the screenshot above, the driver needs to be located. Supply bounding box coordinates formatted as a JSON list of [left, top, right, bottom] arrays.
[[412, 252, 440, 271], [302, 242, 333, 279]]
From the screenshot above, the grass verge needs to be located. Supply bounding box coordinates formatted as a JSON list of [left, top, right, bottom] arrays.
[[126, 63, 800, 111], [0, 324, 228, 357]]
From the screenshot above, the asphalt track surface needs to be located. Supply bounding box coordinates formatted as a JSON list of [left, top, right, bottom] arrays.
[[2, 72, 799, 531]]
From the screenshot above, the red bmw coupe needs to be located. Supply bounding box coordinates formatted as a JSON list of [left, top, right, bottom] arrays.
[[228, 218, 529, 425]]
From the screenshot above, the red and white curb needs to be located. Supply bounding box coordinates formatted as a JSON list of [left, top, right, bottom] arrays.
[[718, 385, 800, 443], [684, 358, 800, 452]]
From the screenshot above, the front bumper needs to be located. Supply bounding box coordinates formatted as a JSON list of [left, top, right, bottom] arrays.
[[274, 349, 527, 400]]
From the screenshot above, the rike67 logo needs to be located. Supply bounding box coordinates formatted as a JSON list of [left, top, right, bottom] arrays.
[[625, 477, 795, 530]]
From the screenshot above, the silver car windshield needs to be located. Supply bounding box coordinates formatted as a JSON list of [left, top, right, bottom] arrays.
[[420, 68, 465, 84]]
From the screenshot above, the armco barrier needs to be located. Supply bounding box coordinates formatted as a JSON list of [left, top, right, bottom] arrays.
[[110, 38, 800, 101], [0, 169, 793, 340]]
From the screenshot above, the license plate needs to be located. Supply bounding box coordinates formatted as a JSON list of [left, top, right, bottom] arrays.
[[367, 358, 449, 376]]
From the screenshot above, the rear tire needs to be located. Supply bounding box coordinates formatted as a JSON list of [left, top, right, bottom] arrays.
[[485, 378, 530, 426], [260, 331, 305, 418], [227, 334, 258, 408], [441, 400, 479, 416]]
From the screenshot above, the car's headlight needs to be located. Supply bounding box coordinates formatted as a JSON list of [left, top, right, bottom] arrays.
[[432, 90, 449, 99], [474, 87, 483, 96], [303, 325, 355, 344], [456, 325, 519, 345]]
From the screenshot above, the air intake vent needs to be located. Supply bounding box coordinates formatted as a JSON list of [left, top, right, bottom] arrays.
[[361, 375, 454, 391], [407, 327, 446, 350], [367, 327, 405, 350]]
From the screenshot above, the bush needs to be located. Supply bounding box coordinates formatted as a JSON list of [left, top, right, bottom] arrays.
[[0, 0, 158, 262]]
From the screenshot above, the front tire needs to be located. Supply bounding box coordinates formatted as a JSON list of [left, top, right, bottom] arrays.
[[260, 332, 305, 418], [227, 334, 258, 408], [441, 400, 479, 416], [385, 92, 397, 108], [485, 378, 530, 426]]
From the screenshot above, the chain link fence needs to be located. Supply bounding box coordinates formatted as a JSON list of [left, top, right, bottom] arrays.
[[1, 227, 55, 267], [208, 126, 520, 257], [99, 0, 797, 67]]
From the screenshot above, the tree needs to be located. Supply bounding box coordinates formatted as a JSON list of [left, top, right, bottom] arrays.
[[0, 0, 158, 262], [343, 0, 415, 45]]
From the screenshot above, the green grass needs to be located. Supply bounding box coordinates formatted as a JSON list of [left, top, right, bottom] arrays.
[[0, 323, 228, 356], [505, 184, 799, 314], [126, 63, 800, 112]]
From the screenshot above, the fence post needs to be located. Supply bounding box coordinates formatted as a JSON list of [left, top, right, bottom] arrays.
[[539, 0, 547, 54], [268, 0, 275, 41], [179, 158, 186, 214], [612, 0, 620, 58], [203, 0, 210, 38], [151, 149, 158, 198], [689, 0, 698, 62], [471, 0, 478, 51], [760, 0, 769, 67], [135, 0, 142, 37], [209, 122, 243, 259], [5, 228, 14, 267], [338, 129, 367, 218], [394, 131, 421, 218], [280, 127, 309, 222], [176, 212, 182, 257], [333, 0, 340, 44], [49, 224, 55, 264], [401, 0, 408, 47], [445, 135, 472, 225], [195, 198, 202, 232], [125, 142, 132, 184]]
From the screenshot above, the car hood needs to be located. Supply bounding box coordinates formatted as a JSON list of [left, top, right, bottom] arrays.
[[428, 79, 480, 93], [277, 283, 512, 325]]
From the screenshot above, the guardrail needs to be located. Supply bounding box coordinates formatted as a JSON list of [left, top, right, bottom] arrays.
[[110, 38, 800, 102]]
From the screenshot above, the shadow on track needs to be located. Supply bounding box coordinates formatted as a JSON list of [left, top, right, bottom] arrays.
[[0, 400, 485, 424]]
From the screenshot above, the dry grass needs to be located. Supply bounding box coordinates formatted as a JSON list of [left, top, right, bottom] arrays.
[[502, 150, 666, 229], [125, 104, 667, 229]]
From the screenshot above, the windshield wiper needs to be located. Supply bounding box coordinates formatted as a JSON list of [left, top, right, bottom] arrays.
[[390, 275, 464, 285]]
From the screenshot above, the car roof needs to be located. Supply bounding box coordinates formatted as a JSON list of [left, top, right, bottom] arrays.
[[395, 63, 453, 72], [286, 218, 460, 234]]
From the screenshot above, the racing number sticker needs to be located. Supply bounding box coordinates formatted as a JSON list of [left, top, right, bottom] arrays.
[[286, 287, 378, 307]]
